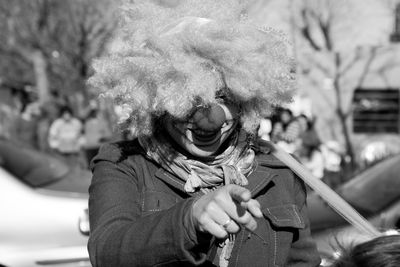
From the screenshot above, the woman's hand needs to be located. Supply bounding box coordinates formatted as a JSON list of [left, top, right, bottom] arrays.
[[191, 184, 263, 239]]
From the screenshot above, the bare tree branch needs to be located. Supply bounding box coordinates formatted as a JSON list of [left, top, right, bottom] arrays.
[[299, 8, 322, 51], [304, 54, 332, 76], [338, 50, 363, 77], [319, 18, 332, 50], [353, 46, 378, 88]]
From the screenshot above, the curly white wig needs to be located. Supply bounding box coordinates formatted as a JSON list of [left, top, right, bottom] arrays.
[[88, 0, 296, 137]]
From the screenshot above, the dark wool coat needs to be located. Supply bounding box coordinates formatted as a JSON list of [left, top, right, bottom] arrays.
[[88, 139, 321, 267]]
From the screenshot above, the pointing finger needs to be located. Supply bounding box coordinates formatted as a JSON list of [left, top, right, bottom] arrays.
[[226, 184, 251, 203], [241, 199, 263, 218]]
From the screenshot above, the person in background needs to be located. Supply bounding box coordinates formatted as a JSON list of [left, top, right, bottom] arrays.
[[270, 108, 293, 141], [36, 103, 57, 153], [294, 115, 324, 179], [81, 108, 112, 166], [86, 1, 320, 266], [271, 108, 305, 153], [330, 232, 400, 267], [48, 106, 83, 167], [14, 102, 41, 149], [320, 140, 344, 189]]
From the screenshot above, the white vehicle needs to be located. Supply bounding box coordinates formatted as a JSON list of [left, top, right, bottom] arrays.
[[0, 140, 91, 267]]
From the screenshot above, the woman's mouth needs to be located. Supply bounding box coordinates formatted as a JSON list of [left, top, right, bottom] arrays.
[[190, 128, 221, 145], [171, 119, 238, 148]]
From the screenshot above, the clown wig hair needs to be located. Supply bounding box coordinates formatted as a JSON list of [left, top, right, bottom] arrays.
[[88, 0, 296, 137]]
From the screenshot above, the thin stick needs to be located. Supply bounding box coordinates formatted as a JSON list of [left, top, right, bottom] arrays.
[[269, 142, 380, 238]]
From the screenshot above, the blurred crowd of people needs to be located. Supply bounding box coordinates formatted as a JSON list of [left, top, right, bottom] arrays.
[[1, 93, 348, 184], [0, 94, 113, 169], [258, 107, 345, 189]]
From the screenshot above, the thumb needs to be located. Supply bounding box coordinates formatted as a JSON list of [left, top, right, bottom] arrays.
[[226, 184, 251, 203]]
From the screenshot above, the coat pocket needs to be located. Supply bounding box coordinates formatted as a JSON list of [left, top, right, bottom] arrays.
[[262, 204, 305, 266], [262, 204, 305, 229]]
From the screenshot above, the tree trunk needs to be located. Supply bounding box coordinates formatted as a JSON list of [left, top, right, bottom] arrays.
[[31, 50, 50, 105], [334, 52, 356, 178]]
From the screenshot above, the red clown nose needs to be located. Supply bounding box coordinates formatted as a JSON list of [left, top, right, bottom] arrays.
[[191, 104, 226, 131]]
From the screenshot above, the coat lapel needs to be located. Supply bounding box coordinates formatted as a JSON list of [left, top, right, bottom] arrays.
[[246, 162, 277, 198]]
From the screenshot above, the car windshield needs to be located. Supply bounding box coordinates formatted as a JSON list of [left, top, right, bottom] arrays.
[[338, 153, 400, 213]]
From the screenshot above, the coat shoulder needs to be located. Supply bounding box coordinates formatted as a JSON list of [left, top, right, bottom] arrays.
[[92, 139, 144, 165], [253, 139, 287, 168]]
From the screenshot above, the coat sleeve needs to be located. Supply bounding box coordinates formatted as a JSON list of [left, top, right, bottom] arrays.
[[287, 176, 321, 267], [87, 144, 212, 267]]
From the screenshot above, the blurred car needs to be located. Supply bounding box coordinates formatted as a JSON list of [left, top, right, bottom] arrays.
[[0, 140, 92, 267], [307, 153, 400, 266]]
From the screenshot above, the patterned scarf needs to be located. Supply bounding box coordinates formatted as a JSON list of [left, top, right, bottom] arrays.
[[138, 131, 255, 193]]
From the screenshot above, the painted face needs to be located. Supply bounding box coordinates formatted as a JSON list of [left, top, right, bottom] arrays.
[[164, 102, 240, 158]]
